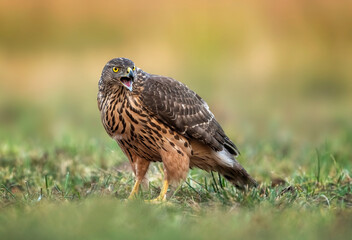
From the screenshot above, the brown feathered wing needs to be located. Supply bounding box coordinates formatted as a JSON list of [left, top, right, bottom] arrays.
[[139, 75, 239, 155], [139, 74, 257, 188]]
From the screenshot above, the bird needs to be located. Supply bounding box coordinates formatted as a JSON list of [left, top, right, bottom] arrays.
[[97, 57, 257, 201]]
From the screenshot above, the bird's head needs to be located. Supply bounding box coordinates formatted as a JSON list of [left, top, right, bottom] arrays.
[[99, 58, 136, 91]]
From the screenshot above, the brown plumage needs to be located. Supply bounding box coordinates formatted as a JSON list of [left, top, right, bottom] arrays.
[[98, 58, 256, 201]]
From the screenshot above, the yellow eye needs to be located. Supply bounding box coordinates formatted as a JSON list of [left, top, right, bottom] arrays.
[[113, 67, 119, 72], [133, 66, 136, 71]]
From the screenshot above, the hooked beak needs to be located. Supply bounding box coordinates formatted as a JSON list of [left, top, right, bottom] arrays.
[[120, 67, 135, 91]]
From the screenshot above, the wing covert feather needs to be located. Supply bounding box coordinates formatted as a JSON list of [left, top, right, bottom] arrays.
[[139, 75, 239, 156]]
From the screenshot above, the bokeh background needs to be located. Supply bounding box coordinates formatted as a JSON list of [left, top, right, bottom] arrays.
[[0, 0, 351, 183]]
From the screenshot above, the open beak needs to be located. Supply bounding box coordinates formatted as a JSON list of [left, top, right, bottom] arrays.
[[120, 67, 135, 91]]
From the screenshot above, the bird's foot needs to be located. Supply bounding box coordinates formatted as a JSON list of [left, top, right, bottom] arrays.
[[127, 195, 137, 201], [145, 179, 169, 203], [127, 179, 141, 200], [145, 195, 166, 203]]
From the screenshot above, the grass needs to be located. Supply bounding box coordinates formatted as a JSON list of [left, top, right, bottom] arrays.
[[0, 95, 351, 240]]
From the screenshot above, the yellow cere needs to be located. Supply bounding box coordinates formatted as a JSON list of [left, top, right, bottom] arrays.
[[113, 67, 119, 72]]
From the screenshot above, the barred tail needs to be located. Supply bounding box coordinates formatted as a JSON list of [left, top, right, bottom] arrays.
[[216, 162, 257, 190]]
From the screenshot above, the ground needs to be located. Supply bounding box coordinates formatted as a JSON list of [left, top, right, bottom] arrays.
[[0, 91, 351, 240]]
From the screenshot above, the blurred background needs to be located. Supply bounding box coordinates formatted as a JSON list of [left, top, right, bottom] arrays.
[[0, 0, 351, 181]]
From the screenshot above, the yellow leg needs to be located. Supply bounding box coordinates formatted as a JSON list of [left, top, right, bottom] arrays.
[[128, 179, 141, 200], [147, 179, 169, 202]]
